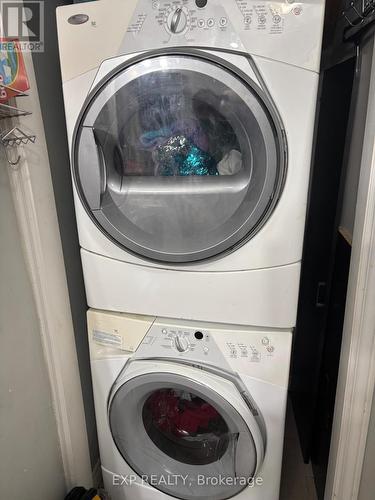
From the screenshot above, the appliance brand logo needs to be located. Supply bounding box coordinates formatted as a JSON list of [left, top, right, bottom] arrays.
[[0, 1, 44, 51]]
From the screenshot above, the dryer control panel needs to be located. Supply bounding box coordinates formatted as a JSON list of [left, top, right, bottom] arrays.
[[122, 0, 245, 54], [120, 0, 325, 72], [57, 0, 325, 84]]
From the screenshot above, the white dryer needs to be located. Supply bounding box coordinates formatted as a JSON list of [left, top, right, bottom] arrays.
[[57, 0, 325, 328], [87, 309, 292, 500]]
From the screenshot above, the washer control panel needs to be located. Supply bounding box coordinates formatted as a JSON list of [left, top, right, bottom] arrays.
[[138, 322, 281, 360], [87, 310, 292, 387], [140, 324, 215, 358], [224, 335, 277, 362], [135, 320, 292, 387]]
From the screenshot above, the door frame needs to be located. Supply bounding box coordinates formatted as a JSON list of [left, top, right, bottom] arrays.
[[324, 41, 375, 500], [6, 48, 92, 489]]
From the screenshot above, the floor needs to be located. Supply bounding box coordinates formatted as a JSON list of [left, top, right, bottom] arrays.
[[280, 402, 318, 500]]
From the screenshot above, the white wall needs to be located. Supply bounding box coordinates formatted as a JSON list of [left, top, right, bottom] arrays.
[[0, 152, 66, 499]]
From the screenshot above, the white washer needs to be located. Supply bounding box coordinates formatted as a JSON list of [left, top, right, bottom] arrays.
[[57, 0, 325, 328], [88, 309, 292, 500]]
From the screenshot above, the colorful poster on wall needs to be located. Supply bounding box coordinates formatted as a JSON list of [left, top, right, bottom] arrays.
[[0, 39, 30, 103]]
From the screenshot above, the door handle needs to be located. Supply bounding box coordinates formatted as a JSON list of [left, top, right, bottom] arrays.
[[76, 127, 106, 210], [316, 281, 327, 308]]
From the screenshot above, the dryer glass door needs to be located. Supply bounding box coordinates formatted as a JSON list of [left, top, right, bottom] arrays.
[[109, 369, 262, 500], [74, 51, 285, 262]]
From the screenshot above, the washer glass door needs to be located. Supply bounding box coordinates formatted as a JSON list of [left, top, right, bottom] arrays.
[[74, 52, 284, 262], [109, 368, 262, 500]]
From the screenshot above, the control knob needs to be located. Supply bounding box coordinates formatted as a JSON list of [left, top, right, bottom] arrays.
[[174, 335, 189, 352], [167, 7, 188, 34]]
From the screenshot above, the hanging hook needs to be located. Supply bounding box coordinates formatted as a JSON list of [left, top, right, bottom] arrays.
[[0, 127, 36, 167], [3, 146, 21, 166], [350, 1, 365, 18], [342, 11, 364, 27], [342, 2, 365, 27]]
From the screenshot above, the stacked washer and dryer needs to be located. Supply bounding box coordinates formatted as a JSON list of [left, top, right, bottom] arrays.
[[57, 1, 325, 499]]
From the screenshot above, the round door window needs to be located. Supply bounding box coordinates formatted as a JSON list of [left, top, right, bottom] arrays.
[[143, 388, 229, 465], [108, 370, 261, 500], [74, 50, 286, 262]]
